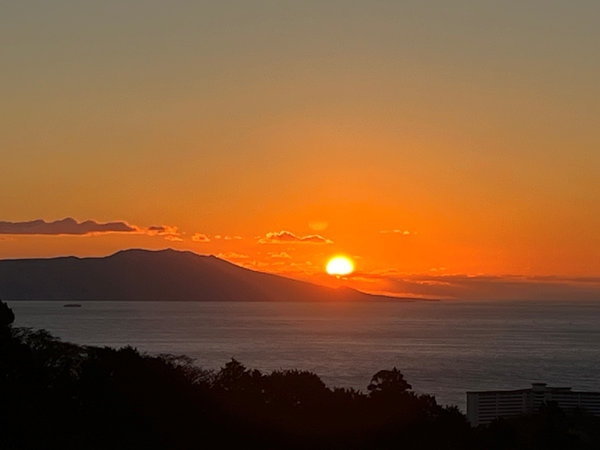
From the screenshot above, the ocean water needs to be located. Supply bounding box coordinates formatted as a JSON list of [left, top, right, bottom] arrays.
[[8, 300, 600, 410]]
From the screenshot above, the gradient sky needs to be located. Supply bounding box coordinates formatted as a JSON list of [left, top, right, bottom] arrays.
[[1, 1, 599, 299]]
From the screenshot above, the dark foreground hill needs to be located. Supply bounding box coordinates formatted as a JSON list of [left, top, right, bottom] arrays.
[[0, 248, 409, 302]]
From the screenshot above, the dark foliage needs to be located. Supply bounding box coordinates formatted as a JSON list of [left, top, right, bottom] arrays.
[[0, 300, 14, 328], [1, 300, 600, 449]]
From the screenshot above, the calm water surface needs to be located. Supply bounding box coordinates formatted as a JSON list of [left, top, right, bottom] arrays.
[[9, 300, 600, 410]]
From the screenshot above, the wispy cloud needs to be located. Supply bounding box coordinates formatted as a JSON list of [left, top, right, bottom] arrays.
[[147, 225, 177, 235], [192, 233, 210, 242], [258, 230, 333, 244], [355, 272, 600, 301], [146, 225, 182, 240], [0, 218, 135, 235], [268, 251, 292, 259], [380, 229, 412, 235], [216, 252, 249, 261], [143, 224, 183, 241], [233, 258, 318, 275], [214, 235, 242, 240]]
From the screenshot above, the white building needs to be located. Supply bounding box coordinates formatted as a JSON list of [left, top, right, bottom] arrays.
[[467, 383, 600, 426]]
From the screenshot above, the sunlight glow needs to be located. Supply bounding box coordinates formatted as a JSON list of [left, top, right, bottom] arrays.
[[326, 256, 354, 276]]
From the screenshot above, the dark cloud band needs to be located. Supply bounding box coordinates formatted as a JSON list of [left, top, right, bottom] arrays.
[[0, 218, 136, 235], [359, 272, 600, 301]]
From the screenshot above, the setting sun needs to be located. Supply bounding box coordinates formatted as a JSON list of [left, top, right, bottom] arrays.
[[326, 256, 354, 276]]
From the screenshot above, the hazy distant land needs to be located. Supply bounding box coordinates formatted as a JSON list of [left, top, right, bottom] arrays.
[[0, 248, 414, 302]]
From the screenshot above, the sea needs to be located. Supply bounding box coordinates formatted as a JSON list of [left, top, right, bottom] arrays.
[[8, 299, 600, 411]]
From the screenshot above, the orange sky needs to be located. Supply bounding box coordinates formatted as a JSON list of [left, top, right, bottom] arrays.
[[1, 2, 599, 299]]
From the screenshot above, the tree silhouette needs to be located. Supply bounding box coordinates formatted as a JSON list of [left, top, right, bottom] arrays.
[[264, 369, 328, 408], [214, 358, 262, 394], [4, 304, 600, 449], [0, 299, 15, 328], [367, 367, 412, 397]]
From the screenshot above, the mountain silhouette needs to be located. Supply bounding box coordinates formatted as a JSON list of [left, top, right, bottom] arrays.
[[0, 248, 410, 302]]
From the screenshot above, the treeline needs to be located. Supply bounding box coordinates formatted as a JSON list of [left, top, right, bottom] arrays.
[[1, 301, 599, 449]]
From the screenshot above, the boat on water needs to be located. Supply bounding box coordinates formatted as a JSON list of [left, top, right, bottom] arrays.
[[63, 304, 82, 308]]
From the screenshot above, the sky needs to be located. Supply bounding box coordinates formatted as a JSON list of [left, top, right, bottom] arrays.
[[1, 1, 599, 299]]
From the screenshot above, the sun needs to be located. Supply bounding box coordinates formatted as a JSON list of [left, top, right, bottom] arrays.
[[326, 256, 354, 276]]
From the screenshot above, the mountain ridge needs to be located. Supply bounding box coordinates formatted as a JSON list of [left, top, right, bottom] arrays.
[[0, 248, 414, 302]]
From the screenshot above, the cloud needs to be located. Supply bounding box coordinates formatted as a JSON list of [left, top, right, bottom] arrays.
[[145, 225, 182, 241], [235, 258, 318, 275], [0, 218, 185, 242], [359, 272, 600, 301], [146, 225, 179, 236], [0, 218, 136, 235], [216, 252, 249, 260], [192, 233, 210, 242], [380, 229, 412, 235], [258, 231, 333, 244], [214, 235, 243, 240], [268, 251, 292, 259]]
